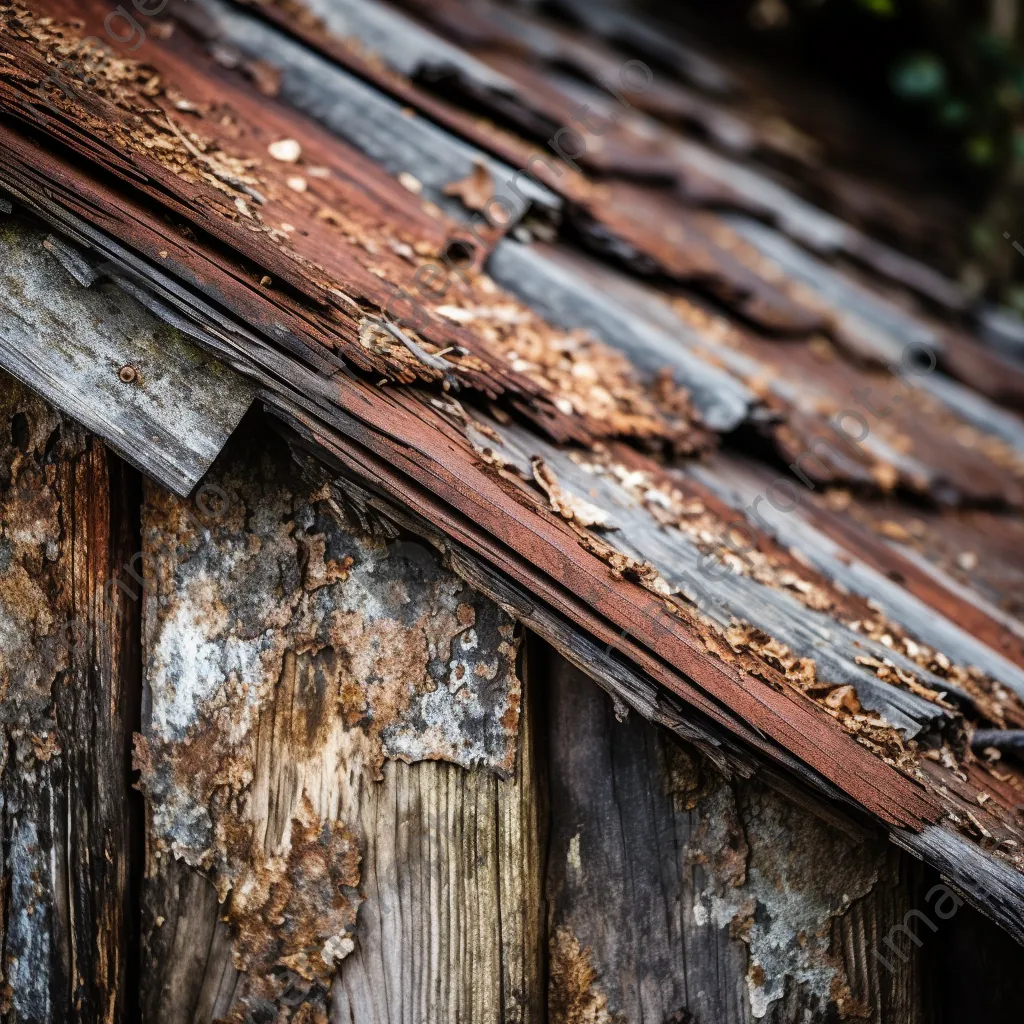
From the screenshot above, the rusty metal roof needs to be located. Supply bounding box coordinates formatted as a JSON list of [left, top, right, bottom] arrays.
[[5, 0, 1024, 943]]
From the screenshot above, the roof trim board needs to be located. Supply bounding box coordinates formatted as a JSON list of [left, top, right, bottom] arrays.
[[0, 214, 254, 495]]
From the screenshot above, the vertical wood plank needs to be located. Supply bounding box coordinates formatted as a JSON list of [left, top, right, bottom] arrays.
[[137, 432, 544, 1023], [543, 654, 931, 1024], [0, 372, 137, 1023]]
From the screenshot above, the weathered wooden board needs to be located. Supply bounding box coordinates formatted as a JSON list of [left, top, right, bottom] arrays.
[[691, 454, 1024, 700], [138, 427, 536, 1023], [546, 0, 738, 95], [484, 418, 961, 741], [726, 215, 1024, 453], [4, 0, 1024, 956], [265, 0, 522, 100], [893, 543, 1024, 645], [0, 217, 254, 496], [187, 0, 560, 226], [129, 421, 950, 1024], [512, 236, 1024, 506], [981, 306, 1024, 364], [893, 825, 1024, 958], [666, 135, 966, 310], [0, 374, 139, 1024], [488, 238, 756, 431], [543, 655, 928, 1023]]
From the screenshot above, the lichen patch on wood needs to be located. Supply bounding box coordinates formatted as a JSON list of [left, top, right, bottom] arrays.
[[691, 780, 884, 1019], [548, 927, 616, 1024], [137, 434, 521, 1015], [228, 795, 361, 987]]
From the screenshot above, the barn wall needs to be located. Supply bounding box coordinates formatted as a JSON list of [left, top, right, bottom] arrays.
[[543, 658, 930, 1024], [1, 378, 1019, 1022], [135, 428, 538, 1024]]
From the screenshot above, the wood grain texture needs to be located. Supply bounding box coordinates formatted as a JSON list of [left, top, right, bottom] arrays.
[[3, 0, 1024, 950], [690, 455, 1024, 696], [137, 431, 540, 1024], [488, 238, 756, 432], [0, 372, 138, 1023], [0, 217, 254, 497], [180, 0, 561, 229], [542, 654, 930, 1024], [331, 702, 543, 1024], [142, 706, 544, 1024]]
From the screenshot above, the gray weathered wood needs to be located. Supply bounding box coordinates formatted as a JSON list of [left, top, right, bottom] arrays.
[[0, 217, 254, 497], [724, 214, 942, 365], [548, 0, 737, 95], [543, 654, 928, 1023], [664, 134, 965, 310], [893, 826, 1024, 948], [980, 305, 1024, 364], [273, 0, 520, 96], [486, 418, 959, 741], [691, 454, 1024, 701], [726, 215, 1024, 454], [488, 238, 757, 431]]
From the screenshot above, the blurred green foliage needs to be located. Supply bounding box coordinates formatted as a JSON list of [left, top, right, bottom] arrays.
[[851, 1, 1024, 174], [750, 0, 1024, 300]]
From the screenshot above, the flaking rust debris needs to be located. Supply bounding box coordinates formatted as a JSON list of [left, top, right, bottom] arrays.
[[0, 384, 68, 712], [442, 160, 496, 216], [0, 7, 267, 209], [555, 447, 1024, 771], [136, 435, 520, 1016]]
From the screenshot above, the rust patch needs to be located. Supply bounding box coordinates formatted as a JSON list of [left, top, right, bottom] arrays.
[[229, 795, 361, 988], [531, 456, 613, 529], [0, 7, 267, 210], [556, 445, 1024, 773], [0, 4, 691, 448]]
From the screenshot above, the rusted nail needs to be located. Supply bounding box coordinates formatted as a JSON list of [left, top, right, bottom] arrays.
[[119, 365, 139, 384]]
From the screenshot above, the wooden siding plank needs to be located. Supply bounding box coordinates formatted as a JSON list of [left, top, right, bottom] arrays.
[[0, 374, 139, 1023], [137, 428, 538, 1023]]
